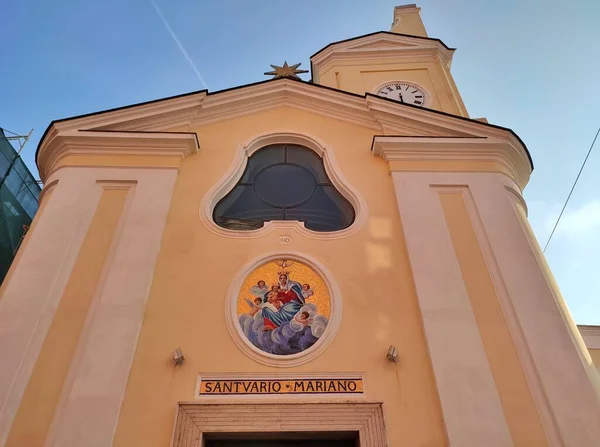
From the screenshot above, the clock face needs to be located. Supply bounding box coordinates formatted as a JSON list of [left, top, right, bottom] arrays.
[[376, 82, 427, 107]]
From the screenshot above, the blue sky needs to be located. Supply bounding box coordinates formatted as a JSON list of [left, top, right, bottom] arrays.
[[2, 0, 599, 323]]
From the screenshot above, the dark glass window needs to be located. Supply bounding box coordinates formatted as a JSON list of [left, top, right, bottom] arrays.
[[204, 431, 358, 446], [214, 144, 355, 232]]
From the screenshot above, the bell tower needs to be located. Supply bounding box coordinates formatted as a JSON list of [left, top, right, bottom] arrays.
[[311, 3, 469, 117], [390, 4, 428, 37]]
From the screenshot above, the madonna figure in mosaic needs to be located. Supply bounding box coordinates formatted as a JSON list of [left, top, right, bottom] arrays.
[[237, 260, 330, 355]]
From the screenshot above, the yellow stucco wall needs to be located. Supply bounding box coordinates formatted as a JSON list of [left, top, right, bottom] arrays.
[[5, 4, 600, 444], [318, 61, 467, 117], [111, 107, 448, 446], [390, 6, 428, 37], [6, 107, 555, 445], [12, 105, 543, 445]]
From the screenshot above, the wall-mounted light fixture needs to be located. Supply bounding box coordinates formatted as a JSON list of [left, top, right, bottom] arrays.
[[173, 347, 185, 365], [387, 345, 398, 362]]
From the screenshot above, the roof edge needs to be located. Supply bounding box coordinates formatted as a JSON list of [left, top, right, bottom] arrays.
[[36, 77, 532, 175], [310, 30, 455, 61]]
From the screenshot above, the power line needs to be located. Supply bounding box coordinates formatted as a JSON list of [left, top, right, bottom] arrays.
[[543, 126, 600, 253]]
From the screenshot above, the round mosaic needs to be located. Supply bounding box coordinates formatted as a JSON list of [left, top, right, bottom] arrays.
[[236, 259, 331, 356]]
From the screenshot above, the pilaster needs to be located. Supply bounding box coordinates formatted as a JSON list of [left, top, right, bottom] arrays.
[[377, 135, 600, 446]]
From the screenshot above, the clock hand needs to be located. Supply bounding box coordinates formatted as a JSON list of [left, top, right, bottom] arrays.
[[398, 92, 404, 103]]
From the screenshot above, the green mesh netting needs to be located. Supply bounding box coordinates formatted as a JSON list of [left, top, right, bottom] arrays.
[[0, 128, 41, 283]]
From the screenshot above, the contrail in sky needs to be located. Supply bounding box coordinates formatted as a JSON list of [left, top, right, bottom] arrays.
[[148, 0, 209, 89]]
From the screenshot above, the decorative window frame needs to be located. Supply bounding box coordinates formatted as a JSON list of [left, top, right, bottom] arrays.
[[199, 131, 368, 239], [372, 80, 432, 108], [172, 402, 387, 447], [225, 251, 342, 367]]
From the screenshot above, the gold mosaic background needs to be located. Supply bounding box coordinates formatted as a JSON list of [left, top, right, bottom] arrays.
[[237, 259, 331, 318]]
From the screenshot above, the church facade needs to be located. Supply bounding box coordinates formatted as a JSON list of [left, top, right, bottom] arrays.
[[1, 4, 599, 446]]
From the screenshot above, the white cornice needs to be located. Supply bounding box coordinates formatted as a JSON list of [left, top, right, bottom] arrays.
[[311, 33, 454, 82], [372, 135, 531, 188], [192, 80, 378, 130], [579, 325, 600, 349], [38, 130, 199, 180], [54, 92, 206, 134], [38, 79, 531, 186]]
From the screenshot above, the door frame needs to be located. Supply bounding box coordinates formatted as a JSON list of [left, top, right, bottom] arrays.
[[172, 402, 386, 447]]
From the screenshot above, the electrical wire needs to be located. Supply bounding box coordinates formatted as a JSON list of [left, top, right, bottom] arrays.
[[543, 126, 600, 253]]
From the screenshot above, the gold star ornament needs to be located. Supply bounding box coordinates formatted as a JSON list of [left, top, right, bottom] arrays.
[[264, 61, 309, 80]]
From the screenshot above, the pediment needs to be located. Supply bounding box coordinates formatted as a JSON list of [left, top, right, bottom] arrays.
[[37, 79, 529, 181], [311, 31, 455, 70], [345, 38, 418, 51]]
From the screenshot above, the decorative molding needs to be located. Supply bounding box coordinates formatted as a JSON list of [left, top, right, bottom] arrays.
[[476, 173, 600, 444], [37, 130, 199, 181], [225, 251, 342, 368], [462, 179, 563, 446], [38, 81, 532, 187], [194, 372, 366, 400], [389, 171, 514, 445], [172, 402, 387, 447], [44, 168, 179, 446], [311, 32, 454, 79], [579, 325, 600, 349], [192, 80, 380, 131], [37, 80, 531, 182], [199, 131, 368, 240], [504, 185, 528, 215], [372, 135, 531, 189], [42, 92, 206, 140], [0, 173, 105, 447], [37, 179, 59, 204]]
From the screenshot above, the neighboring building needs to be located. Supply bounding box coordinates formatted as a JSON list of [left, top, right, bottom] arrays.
[[0, 129, 40, 284], [1, 4, 600, 446], [580, 325, 600, 374]]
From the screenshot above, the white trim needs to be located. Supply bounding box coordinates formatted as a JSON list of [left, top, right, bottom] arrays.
[[389, 171, 513, 446], [469, 172, 600, 444], [0, 173, 103, 447], [372, 135, 531, 189], [198, 131, 368, 240], [37, 80, 530, 180], [44, 167, 179, 446], [172, 402, 387, 447], [44, 180, 137, 447], [224, 251, 342, 368], [311, 32, 455, 81], [460, 180, 563, 446], [38, 130, 198, 180], [372, 80, 431, 108], [194, 372, 366, 401]]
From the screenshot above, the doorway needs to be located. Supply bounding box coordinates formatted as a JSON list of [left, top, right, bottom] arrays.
[[173, 402, 385, 447], [204, 431, 359, 447]]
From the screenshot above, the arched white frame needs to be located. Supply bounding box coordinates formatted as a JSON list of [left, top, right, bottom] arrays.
[[199, 131, 368, 239], [225, 251, 342, 367]]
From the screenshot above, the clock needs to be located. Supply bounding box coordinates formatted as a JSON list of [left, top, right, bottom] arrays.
[[376, 82, 427, 107]]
